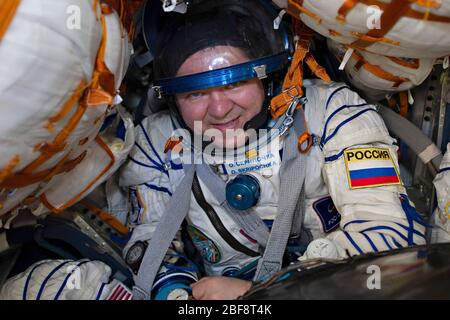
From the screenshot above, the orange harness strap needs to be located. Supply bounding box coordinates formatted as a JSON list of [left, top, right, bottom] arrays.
[[0, 0, 21, 41], [270, 42, 308, 119], [270, 21, 330, 154], [399, 91, 409, 117]]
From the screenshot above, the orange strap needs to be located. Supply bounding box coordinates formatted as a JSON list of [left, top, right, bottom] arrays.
[[0, 151, 87, 189], [101, 0, 145, 40], [40, 136, 115, 212], [399, 91, 409, 117], [332, 0, 450, 49], [297, 132, 313, 154], [270, 43, 307, 119], [352, 51, 408, 88], [270, 22, 330, 119], [387, 56, 420, 69], [329, 29, 342, 37], [337, 0, 360, 23], [414, 0, 441, 8], [387, 96, 397, 110], [350, 32, 400, 46], [81, 200, 129, 235], [350, 0, 411, 50], [305, 53, 331, 83], [340, 0, 450, 23], [0, 156, 20, 184], [269, 21, 330, 155], [0, 0, 21, 41], [164, 136, 183, 154], [287, 0, 322, 24]]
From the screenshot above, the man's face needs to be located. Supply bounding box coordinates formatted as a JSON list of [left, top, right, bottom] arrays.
[[175, 46, 264, 149]]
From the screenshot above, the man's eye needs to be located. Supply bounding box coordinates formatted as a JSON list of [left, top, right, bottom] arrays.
[[224, 81, 247, 90], [187, 91, 205, 99]]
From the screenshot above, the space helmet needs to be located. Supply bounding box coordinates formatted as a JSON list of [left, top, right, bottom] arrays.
[[143, 0, 291, 131]]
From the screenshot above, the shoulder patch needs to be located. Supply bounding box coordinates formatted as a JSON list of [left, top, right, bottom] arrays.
[[312, 196, 341, 233], [344, 147, 401, 189], [187, 225, 221, 264]]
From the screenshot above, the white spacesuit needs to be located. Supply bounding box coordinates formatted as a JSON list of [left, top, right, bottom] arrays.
[[0, 259, 132, 300], [117, 0, 428, 300], [121, 79, 427, 277]]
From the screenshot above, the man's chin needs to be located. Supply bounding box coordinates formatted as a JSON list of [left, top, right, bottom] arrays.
[[211, 135, 247, 150]]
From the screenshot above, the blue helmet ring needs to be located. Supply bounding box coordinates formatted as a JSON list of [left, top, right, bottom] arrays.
[[154, 51, 290, 95]]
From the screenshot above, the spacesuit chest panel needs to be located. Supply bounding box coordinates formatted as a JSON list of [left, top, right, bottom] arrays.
[[185, 142, 284, 275]]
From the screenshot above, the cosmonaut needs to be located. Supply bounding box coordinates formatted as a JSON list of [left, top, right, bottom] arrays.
[[119, 0, 427, 300]]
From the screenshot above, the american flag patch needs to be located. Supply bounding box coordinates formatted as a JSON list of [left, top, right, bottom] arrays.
[[106, 283, 133, 300], [344, 148, 401, 189]]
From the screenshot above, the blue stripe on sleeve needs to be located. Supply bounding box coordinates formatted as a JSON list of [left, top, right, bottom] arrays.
[[361, 226, 413, 245], [326, 86, 350, 109], [438, 167, 450, 174], [343, 231, 364, 255], [320, 103, 369, 147], [344, 220, 424, 246], [134, 142, 166, 171], [394, 223, 426, 240], [390, 236, 403, 249], [322, 108, 378, 146], [343, 220, 369, 229], [380, 233, 393, 250], [96, 283, 107, 300], [129, 156, 167, 172], [36, 261, 72, 300], [54, 260, 89, 300], [23, 261, 48, 300], [144, 183, 173, 196], [362, 233, 379, 253], [138, 123, 164, 165], [169, 160, 183, 170], [325, 149, 345, 162]]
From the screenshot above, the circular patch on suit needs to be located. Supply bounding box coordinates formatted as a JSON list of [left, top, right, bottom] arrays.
[[187, 225, 221, 264]]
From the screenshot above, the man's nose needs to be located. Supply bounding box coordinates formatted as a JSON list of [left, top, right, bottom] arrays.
[[208, 89, 233, 119]]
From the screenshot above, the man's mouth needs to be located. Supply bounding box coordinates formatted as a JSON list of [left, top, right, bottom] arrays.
[[211, 117, 240, 131]]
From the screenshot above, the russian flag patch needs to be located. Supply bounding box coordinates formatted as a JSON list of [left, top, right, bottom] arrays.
[[344, 147, 401, 189]]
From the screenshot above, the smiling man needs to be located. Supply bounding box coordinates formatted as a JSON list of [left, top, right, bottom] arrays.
[[120, 0, 427, 300]]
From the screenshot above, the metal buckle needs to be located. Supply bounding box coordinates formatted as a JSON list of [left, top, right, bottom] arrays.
[[153, 86, 162, 99], [278, 95, 308, 137], [253, 65, 268, 79]]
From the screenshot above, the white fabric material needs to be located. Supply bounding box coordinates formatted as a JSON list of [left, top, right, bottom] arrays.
[[0, 259, 131, 300], [327, 39, 435, 95], [430, 143, 450, 243], [40, 106, 135, 211], [273, 0, 450, 58], [119, 80, 426, 276], [0, 0, 132, 216]]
